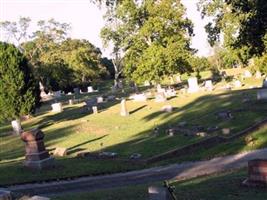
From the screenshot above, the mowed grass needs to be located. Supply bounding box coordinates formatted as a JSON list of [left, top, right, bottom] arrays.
[[1, 72, 267, 185], [53, 169, 267, 200]]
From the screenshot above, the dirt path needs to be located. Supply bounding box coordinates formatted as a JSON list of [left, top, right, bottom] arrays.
[[8, 148, 267, 196]]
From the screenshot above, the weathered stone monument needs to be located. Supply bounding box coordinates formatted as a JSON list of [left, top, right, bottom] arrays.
[[92, 106, 98, 114], [11, 119, 22, 135], [155, 92, 167, 102], [20, 129, 54, 169], [187, 77, 199, 93], [257, 89, 267, 100], [87, 86, 94, 93], [165, 88, 176, 98], [132, 93, 147, 102], [120, 98, 129, 116], [97, 96, 104, 103], [51, 102, 63, 112], [204, 80, 213, 91], [243, 159, 267, 186]]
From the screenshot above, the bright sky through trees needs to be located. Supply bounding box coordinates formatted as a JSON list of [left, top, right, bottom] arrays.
[[0, 0, 212, 57]]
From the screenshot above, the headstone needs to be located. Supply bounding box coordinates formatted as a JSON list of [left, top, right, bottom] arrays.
[[204, 80, 213, 91], [53, 147, 67, 157], [20, 129, 54, 169], [148, 186, 172, 200], [85, 98, 97, 107], [132, 93, 147, 102], [222, 128, 231, 135], [255, 71, 262, 79], [167, 129, 174, 136], [187, 77, 199, 93], [120, 98, 129, 116], [11, 119, 22, 135], [244, 70, 252, 78], [165, 88, 176, 98], [196, 132, 207, 137], [176, 75, 181, 83], [87, 86, 94, 93], [51, 102, 63, 112], [74, 88, 80, 95], [262, 79, 267, 88], [97, 96, 104, 103], [155, 92, 167, 103], [0, 188, 11, 200], [257, 89, 267, 100], [92, 106, 98, 114], [69, 99, 73, 105], [234, 80, 242, 88], [161, 105, 173, 113], [144, 80, 150, 86], [157, 84, 165, 93], [243, 159, 267, 186]]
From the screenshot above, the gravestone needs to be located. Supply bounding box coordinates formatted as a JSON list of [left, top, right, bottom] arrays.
[[0, 188, 11, 200], [20, 129, 54, 169], [165, 88, 176, 98], [243, 159, 267, 186], [92, 106, 98, 114], [69, 99, 73, 105], [132, 93, 147, 102], [187, 77, 199, 93], [51, 102, 63, 112], [74, 88, 80, 95], [97, 96, 104, 103], [148, 186, 172, 200], [155, 92, 167, 102], [234, 80, 242, 88], [161, 105, 173, 113], [157, 84, 165, 93], [144, 80, 150, 86], [11, 119, 22, 135], [120, 98, 129, 116], [257, 89, 267, 100], [176, 75, 181, 83], [204, 80, 213, 91], [255, 71, 262, 79], [87, 86, 94, 93], [222, 128, 231, 135], [244, 70, 252, 78], [53, 147, 67, 157], [85, 98, 97, 107], [262, 79, 267, 88]]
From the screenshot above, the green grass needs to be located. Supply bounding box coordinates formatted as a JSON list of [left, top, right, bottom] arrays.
[[52, 169, 267, 200], [1, 71, 267, 185]]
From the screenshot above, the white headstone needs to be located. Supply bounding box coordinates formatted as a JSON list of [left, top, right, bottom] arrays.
[[244, 70, 252, 78], [120, 99, 129, 116], [132, 93, 147, 102], [204, 80, 213, 91], [257, 89, 267, 100], [165, 89, 176, 98], [155, 92, 166, 102], [255, 71, 262, 79], [69, 99, 73, 105], [97, 96, 104, 103], [11, 119, 22, 135], [234, 80, 242, 88], [51, 103, 63, 112], [88, 86, 94, 93], [161, 105, 173, 113], [144, 80, 150, 86], [187, 77, 199, 93], [92, 106, 98, 114]]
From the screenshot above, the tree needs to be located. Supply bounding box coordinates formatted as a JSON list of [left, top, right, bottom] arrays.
[[0, 42, 40, 134], [101, 0, 195, 84]]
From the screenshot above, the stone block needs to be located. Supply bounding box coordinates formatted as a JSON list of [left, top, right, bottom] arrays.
[[53, 147, 67, 157], [187, 77, 199, 93], [51, 103, 63, 112]]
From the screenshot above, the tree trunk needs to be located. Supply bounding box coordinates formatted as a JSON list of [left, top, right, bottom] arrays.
[[11, 118, 22, 135]]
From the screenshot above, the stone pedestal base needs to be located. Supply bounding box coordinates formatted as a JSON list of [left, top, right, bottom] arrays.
[[23, 157, 54, 170]]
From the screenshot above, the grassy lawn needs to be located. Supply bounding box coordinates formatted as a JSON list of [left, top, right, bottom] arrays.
[[52, 169, 267, 200], [1, 70, 267, 185]]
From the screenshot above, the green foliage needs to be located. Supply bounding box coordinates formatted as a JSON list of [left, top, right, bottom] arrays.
[[254, 54, 267, 75], [0, 42, 39, 121], [101, 0, 195, 84]]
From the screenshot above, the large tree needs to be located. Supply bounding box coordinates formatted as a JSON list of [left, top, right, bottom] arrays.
[[0, 42, 40, 133], [101, 0, 195, 84]]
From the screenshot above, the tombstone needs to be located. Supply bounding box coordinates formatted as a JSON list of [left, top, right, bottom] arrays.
[[97, 96, 104, 103], [262, 79, 267, 88], [161, 105, 173, 113], [187, 77, 199, 93], [20, 129, 54, 169], [167, 129, 174, 137], [176, 75, 181, 83], [196, 132, 207, 137], [257, 89, 267, 100], [165, 88, 176, 98], [148, 186, 172, 200], [169, 77, 175, 84], [74, 88, 80, 95], [87, 86, 94, 93], [133, 93, 147, 102], [92, 106, 98, 114], [69, 99, 74, 105], [244, 70, 252, 78], [120, 98, 129, 116], [155, 92, 167, 103], [53, 147, 67, 157], [157, 84, 165, 93], [144, 80, 150, 86], [0, 188, 11, 200], [234, 80, 242, 88], [51, 102, 63, 112], [54, 91, 61, 98], [11, 119, 22, 135], [255, 71, 262, 79], [204, 80, 213, 91], [222, 128, 231, 135], [243, 159, 267, 186]]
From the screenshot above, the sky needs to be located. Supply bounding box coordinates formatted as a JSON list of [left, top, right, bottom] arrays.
[[0, 0, 212, 57]]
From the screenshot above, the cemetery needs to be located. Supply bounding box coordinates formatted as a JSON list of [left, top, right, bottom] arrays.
[[1, 0, 267, 199]]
